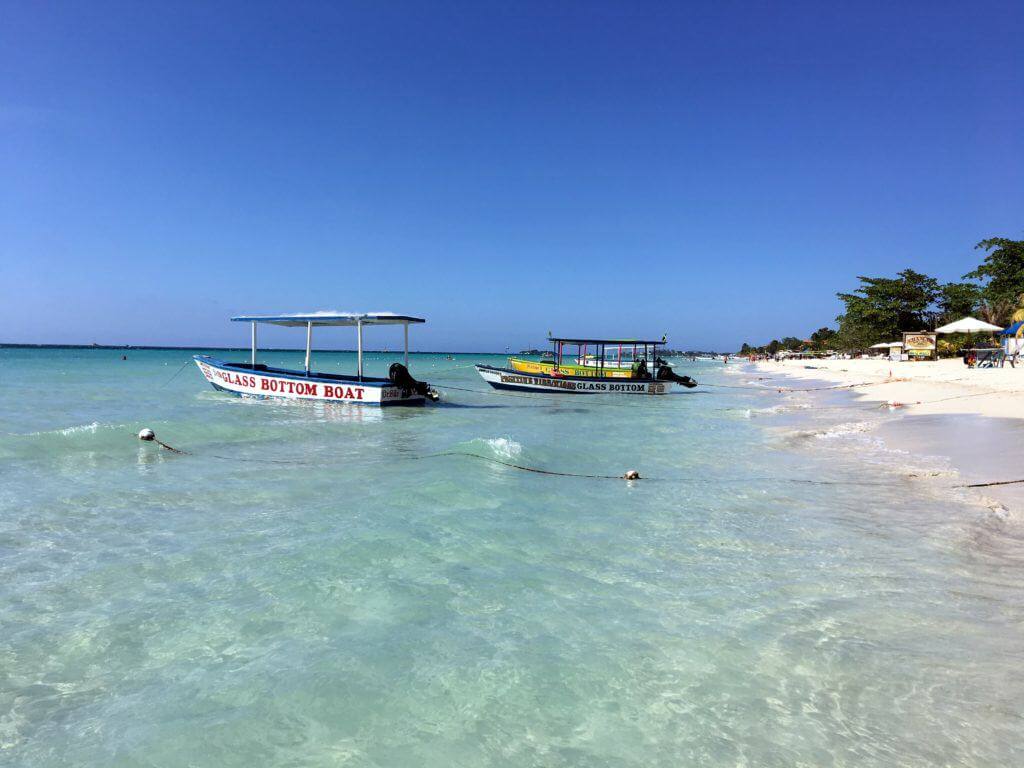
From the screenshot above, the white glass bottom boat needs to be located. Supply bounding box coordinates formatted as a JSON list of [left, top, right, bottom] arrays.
[[194, 312, 438, 406]]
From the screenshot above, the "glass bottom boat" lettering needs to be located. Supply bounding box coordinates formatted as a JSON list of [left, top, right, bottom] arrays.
[[204, 365, 371, 400], [499, 373, 664, 393]]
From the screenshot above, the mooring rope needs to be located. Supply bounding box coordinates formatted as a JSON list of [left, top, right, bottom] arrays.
[[877, 389, 1015, 408], [423, 363, 478, 375], [137, 428, 188, 453], [957, 478, 1024, 489], [436, 383, 567, 401], [135, 429, 319, 463], [134, 431, 1024, 490], [410, 452, 934, 486], [159, 359, 194, 388], [409, 451, 635, 479]]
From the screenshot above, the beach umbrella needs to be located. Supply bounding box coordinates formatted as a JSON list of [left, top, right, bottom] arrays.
[[935, 316, 1003, 356], [869, 342, 889, 349], [935, 317, 1003, 334]]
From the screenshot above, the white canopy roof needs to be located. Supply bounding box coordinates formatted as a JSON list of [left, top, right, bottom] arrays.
[[870, 341, 903, 348], [231, 311, 425, 327], [934, 317, 1003, 334]]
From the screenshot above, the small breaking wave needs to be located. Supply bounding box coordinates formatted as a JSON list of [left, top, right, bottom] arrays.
[[467, 437, 523, 460], [744, 403, 814, 418], [56, 422, 102, 435], [779, 420, 877, 442], [19, 421, 114, 437], [0, 421, 132, 462], [813, 421, 875, 440]]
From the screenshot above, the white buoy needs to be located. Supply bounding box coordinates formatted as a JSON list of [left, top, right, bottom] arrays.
[[138, 428, 155, 441]]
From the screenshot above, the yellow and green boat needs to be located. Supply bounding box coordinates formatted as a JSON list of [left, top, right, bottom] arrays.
[[476, 336, 698, 395], [508, 338, 668, 378]]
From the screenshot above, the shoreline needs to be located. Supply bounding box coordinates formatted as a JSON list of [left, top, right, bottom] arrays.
[[750, 357, 1024, 418], [745, 358, 1024, 513]]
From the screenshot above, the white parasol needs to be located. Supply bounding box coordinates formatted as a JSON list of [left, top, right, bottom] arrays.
[[935, 317, 1003, 334]]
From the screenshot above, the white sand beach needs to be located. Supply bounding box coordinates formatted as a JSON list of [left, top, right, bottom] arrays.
[[753, 357, 1024, 419]]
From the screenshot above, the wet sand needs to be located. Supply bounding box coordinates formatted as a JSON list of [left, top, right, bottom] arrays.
[[749, 358, 1024, 513]]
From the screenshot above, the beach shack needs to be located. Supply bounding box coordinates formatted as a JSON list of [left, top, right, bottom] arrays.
[[902, 332, 936, 361]]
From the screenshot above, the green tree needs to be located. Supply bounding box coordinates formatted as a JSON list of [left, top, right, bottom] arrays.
[[965, 238, 1024, 311], [809, 327, 836, 350], [835, 269, 940, 348], [937, 281, 983, 323]]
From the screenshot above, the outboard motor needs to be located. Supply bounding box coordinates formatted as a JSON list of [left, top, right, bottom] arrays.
[[656, 364, 698, 388], [388, 363, 440, 402]]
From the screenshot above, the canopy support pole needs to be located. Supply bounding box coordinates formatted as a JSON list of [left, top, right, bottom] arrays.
[[357, 320, 363, 381], [404, 323, 409, 367], [304, 322, 312, 375], [251, 322, 257, 368]]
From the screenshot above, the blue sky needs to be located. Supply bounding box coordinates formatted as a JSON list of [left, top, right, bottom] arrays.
[[2, 1, 1022, 351]]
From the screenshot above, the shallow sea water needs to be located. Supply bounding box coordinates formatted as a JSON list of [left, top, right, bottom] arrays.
[[1, 348, 1022, 766]]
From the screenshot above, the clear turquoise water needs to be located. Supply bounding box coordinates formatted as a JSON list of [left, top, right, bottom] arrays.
[[1, 348, 1022, 766]]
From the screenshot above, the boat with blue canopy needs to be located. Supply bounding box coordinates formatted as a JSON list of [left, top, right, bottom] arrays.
[[194, 312, 438, 406]]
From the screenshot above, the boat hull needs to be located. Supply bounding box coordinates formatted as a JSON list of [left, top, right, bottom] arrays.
[[476, 365, 673, 395], [194, 356, 426, 406]]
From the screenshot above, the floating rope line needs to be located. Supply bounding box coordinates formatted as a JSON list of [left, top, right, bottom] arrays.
[[957, 478, 1024, 489], [436, 383, 568, 401], [137, 428, 188, 453], [136, 428, 318, 464], [409, 450, 639, 479], [134, 431, 1024, 491], [411, 452, 941, 487], [879, 389, 1014, 408]]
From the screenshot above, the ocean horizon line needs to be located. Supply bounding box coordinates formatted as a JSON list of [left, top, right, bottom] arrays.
[[0, 343, 507, 355], [1, 343, 732, 355]]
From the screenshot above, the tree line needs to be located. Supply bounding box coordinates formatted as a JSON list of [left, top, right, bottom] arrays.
[[739, 236, 1024, 355]]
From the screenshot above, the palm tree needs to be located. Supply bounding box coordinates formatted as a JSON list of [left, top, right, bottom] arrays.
[[1012, 293, 1024, 325], [978, 296, 1018, 326]]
